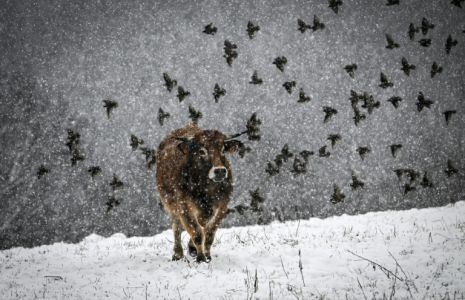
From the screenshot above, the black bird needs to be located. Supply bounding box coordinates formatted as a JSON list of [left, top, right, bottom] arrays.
[[188, 105, 202, 124], [283, 81, 296, 94], [312, 15, 325, 31], [274, 155, 283, 168], [163, 73, 177, 93], [265, 160, 280, 176], [140, 147, 156, 169], [319, 145, 331, 157], [299, 150, 314, 162], [445, 35, 458, 54], [37, 165, 50, 179], [297, 19, 313, 33], [420, 172, 434, 188], [273, 56, 287, 72], [249, 188, 265, 212], [203, 23, 217, 35], [176, 86, 190, 102], [394, 169, 405, 181], [130, 134, 144, 151], [350, 171, 365, 190], [276, 144, 293, 162], [109, 173, 124, 192], [66, 129, 81, 153], [70, 148, 84, 167], [246, 21, 260, 39], [419, 38, 432, 47], [451, 0, 464, 8], [344, 64, 358, 78], [387, 96, 402, 109], [328, 0, 343, 13], [390, 144, 402, 158], [224, 40, 238, 67], [224, 208, 236, 217], [103, 100, 118, 119], [349, 89, 361, 109], [238, 143, 251, 158], [385, 34, 400, 49], [408, 23, 420, 41], [330, 184, 345, 204], [322, 106, 338, 123], [224, 40, 237, 50], [430, 62, 443, 78], [224, 51, 238, 67], [327, 134, 341, 149], [356, 147, 370, 161], [291, 155, 307, 177], [379, 72, 394, 89], [158, 108, 170, 126], [246, 112, 262, 141], [421, 18, 435, 35], [213, 83, 226, 103], [386, 0, 399, 5], [353, 106, 366, 126], [106, 195, 121, 214], [361, 93, 380, 114], [249, 70, 263, 85], [443, 110, 457, 125], [416, 92, 434, 112], [401, 57, 416, 76], [298, 88, 311, 103], [234, 204, 250, 215], [404, 183, 416, 195], [445, 160, 458, 178], [404, 169, 420, 185], [88, 166, 102, 182]]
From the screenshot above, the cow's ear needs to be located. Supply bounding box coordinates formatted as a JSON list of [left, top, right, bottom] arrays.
[[173, 137, 193, 155], [224, 140, 242, 153], [177, 141, 190, 155]]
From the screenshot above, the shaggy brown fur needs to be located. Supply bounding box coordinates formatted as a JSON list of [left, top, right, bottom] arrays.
[[156, 123, 240, 263]]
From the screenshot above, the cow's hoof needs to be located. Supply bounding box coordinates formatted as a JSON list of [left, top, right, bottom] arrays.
[[196, 253, 208, 263], [188, 245, 197, 257], [172, 254, 184, 261], [205, 255, 211, 263]]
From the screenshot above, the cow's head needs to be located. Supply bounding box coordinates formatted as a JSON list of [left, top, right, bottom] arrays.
[[174, 130, 242, 183]]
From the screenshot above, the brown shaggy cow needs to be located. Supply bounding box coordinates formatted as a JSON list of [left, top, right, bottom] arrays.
[[156, 122, 242, 262]]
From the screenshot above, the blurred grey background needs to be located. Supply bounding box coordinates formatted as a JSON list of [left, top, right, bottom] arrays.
[[1, 0, 464, 250]]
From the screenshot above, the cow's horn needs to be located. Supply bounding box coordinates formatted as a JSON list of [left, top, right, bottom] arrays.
[[224, 130, 247, 140], [172, 137, 191, 142]]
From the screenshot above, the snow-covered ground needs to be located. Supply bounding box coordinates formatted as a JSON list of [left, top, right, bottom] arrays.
[[2, 202, 464, 300]]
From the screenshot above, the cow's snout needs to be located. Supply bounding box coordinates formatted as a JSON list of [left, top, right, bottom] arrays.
[[209, 167, 227, 182]]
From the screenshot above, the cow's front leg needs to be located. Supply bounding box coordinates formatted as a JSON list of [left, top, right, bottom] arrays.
[[177, 201, 207, 263], [203, 203, 228, 261]]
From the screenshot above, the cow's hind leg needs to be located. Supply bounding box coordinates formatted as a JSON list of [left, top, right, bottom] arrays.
[[171, 216, 184, 261], [188, 238, 197, 257]]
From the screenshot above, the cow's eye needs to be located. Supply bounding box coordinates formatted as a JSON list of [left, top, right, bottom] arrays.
[[199, 149, 207, 156]]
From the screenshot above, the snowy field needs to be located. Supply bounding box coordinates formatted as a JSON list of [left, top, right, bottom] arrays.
[[1, 201, 464, 300]]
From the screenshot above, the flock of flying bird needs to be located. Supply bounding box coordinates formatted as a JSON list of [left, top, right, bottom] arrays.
[[259, 3, 461, 205], [36, 0, 463, 214]]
